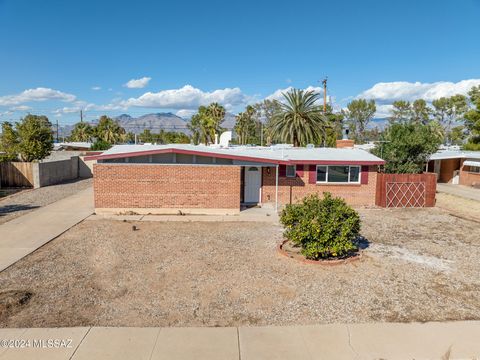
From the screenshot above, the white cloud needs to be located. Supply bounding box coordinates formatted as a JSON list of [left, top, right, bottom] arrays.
[[265, 86, 323, 102], [53, 106, 81, 115], [121, 85, 250, 110], [358, 79, 480, 104], [0, 87, 76, 106], [355, 79, 480, 118], [175, 109, 196, 119], [10, 105, 31, 111], [91, 86, 101, 91], [374, 104, 394, 118], [123, 77, 152, 89]]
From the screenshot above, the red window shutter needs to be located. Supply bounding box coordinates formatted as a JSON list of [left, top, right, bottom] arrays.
[[308, 165, 316, 184], [296, 164, 304, 177], [279, 165, 286, 177], [361, 165, 369, 184]]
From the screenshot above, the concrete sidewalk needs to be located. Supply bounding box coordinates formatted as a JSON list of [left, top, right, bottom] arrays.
[[0, 322, 479, 359], [86, 206, 279, 224], [0, 187, 93, 272]]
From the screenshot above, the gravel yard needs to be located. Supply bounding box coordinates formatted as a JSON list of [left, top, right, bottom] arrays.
[[1, 206, 479, 327], [0, 178, 92, 225]]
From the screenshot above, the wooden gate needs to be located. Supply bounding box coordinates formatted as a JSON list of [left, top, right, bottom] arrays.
[[376, 173, 436, 208]]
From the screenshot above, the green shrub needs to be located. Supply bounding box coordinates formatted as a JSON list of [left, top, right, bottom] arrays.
[[280, 193, 360, 260], [91, 140, 112, 151]]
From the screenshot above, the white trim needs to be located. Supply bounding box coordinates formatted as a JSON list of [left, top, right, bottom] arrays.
[[315, 165, 361, 184], [275, 165, 279, 212]]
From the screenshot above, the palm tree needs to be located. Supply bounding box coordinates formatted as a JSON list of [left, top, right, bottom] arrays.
[[270, 89, 329, 147], [70, 122, 93, 142], [234, 105, 256, 145], [188, 103, 226, 145], [95, 115, 126, 144]]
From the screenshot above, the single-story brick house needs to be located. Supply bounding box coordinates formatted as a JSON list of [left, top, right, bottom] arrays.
[[86, 142, 385, 215], [428, 150, 480, 187]]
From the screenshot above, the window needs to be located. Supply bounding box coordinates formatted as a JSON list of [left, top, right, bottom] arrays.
[[286, 165, 296, 178], [316, 165, 361, 184], [469, 166, 480, 173]]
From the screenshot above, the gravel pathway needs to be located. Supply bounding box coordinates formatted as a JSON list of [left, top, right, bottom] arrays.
[[0, 179, 92, 225], [1, 205, 479, 328]]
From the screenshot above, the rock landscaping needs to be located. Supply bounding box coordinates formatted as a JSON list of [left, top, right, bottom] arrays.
[[0, 205, 479, 327]]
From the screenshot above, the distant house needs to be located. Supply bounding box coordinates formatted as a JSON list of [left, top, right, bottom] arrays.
[[85, 139, 384, 215], [54, 142, 92, 151], [428, 150, 480, 187]]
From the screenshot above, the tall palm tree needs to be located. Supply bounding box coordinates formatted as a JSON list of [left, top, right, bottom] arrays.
[[270, 89, 329, 147], [95, 115, 126, 144], [70, 122, 93, 142], [234, 105, 256, 145]]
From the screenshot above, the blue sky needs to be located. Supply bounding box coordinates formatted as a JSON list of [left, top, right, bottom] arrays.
[[0, 0, 479, 124]]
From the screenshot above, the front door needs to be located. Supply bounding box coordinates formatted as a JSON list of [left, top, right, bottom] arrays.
[[244, 167, 261, 203]]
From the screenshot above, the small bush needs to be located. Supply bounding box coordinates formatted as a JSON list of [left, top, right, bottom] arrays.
[[91, 140, 112, 151], [280, 193, 360, 260]]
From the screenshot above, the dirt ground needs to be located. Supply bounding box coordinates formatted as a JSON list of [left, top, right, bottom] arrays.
[[436, 192, 480, 222], [1, 205, 479, 328]]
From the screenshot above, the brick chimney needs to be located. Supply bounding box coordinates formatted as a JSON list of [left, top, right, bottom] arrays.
[[336, 127, 354, 148], [336, 139, 355, 148]]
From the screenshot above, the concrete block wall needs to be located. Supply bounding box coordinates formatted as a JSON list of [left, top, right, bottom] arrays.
[[261, 165, 378, 207], [93, 164, 241, 214], [33, 157, 79, 188]]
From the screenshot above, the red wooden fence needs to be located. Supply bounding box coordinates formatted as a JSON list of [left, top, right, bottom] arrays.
[[375, 173, 436, 208]]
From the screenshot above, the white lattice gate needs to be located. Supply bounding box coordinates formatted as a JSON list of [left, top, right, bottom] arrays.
[[385, 182, 426, 208]]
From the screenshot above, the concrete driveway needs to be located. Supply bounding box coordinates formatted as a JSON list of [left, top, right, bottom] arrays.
[[437, 183, 480, 201], [0, 187, 93, 272]]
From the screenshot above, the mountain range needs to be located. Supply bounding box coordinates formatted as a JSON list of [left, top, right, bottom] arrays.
[[58, 112, 237, 138]]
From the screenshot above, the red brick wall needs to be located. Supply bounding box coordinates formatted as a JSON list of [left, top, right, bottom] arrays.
[[459, 160, 480, 187], [261, 165, 378, 207], [93, 164, 241, 210]]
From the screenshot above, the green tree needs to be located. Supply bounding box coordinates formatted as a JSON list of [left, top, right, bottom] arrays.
[[270, 89, 328, 147], [324, 104, 344, 147], [342, 99, 376, 143], [139, 129, 156, 143], [450, 125, 467, 145], [253, 99, 282, 145], [234, 105, 257, 145], [0, 122, 20, 162], [91, 139, 112, 151], [69, 122, 94, 142], [188, 103, 226, 145], [372, 122, 443, 174], [464, 86, 480, 141], [95, 115, 126, 144], [389, 101, 412, 124], [432, 94, 468, 141], [16, 115, 54, 162], [411, 99, 431, 124]]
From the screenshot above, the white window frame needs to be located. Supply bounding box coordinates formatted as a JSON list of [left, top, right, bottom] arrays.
[[316, 165, 361, 184], [286, 165, 296, 178]]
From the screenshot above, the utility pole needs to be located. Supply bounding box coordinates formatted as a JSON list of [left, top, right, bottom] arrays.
[[322, 77, 328, 113], [56, 119, 59, 142], [80, 110, 83, 122]]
